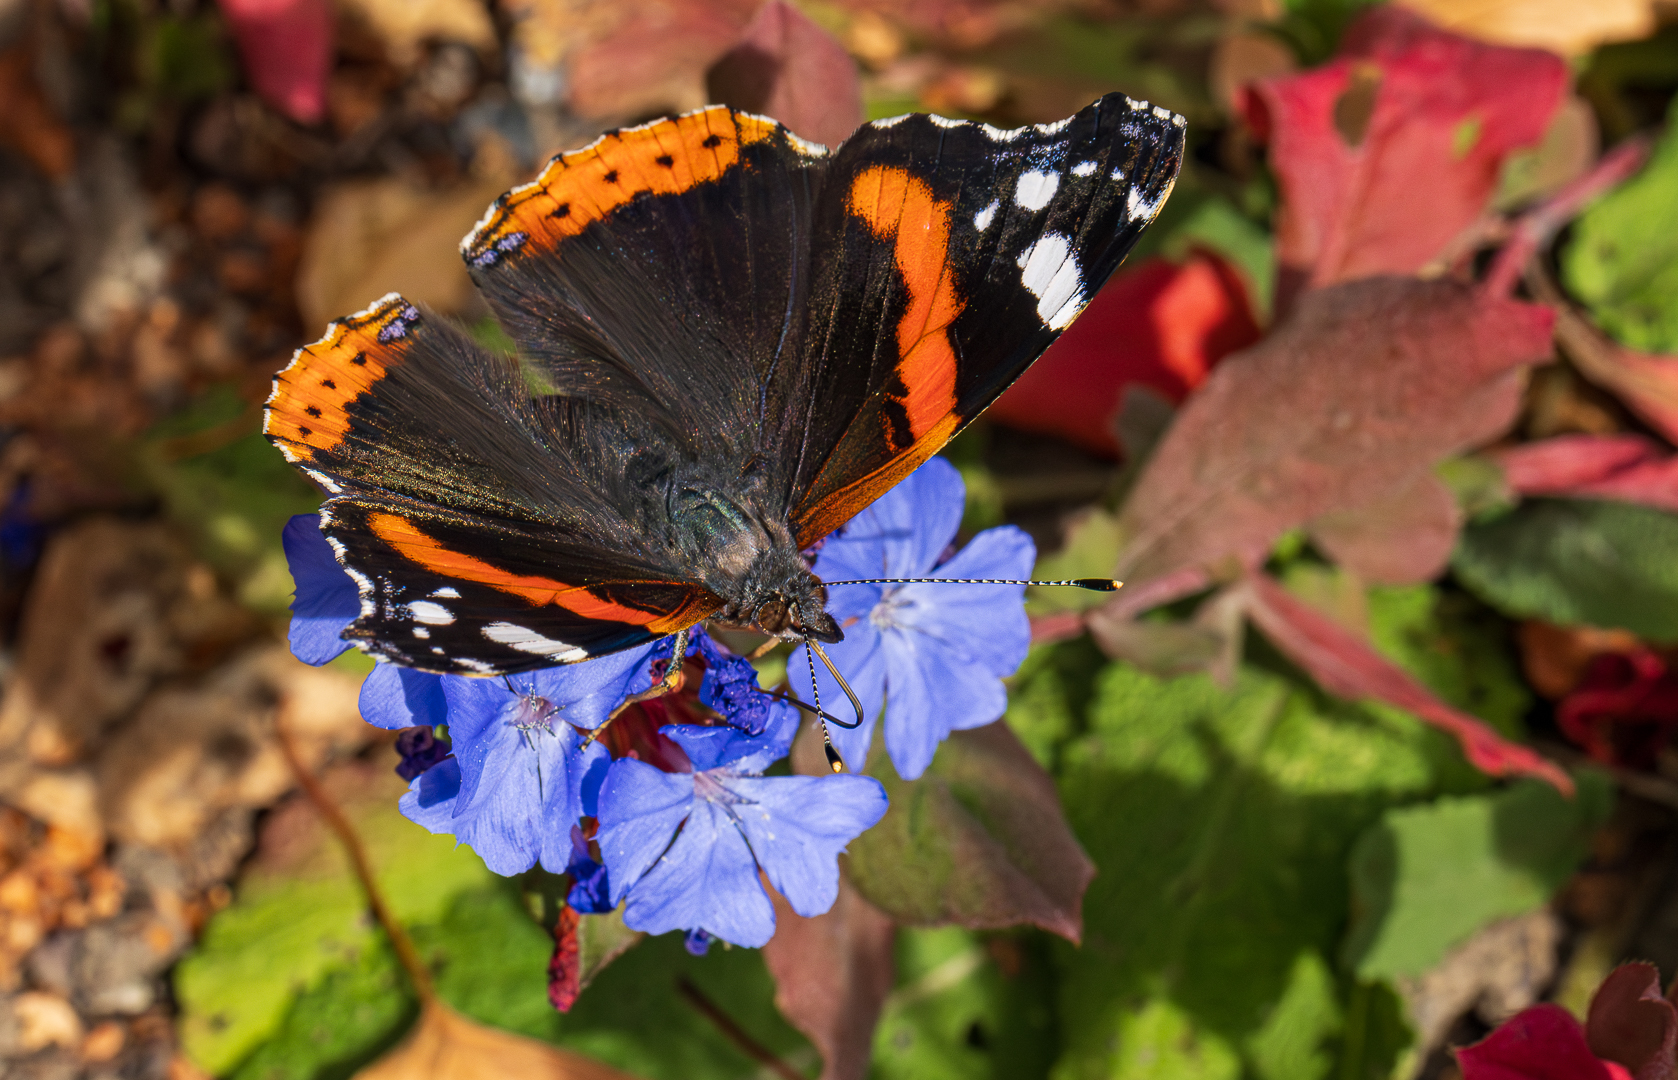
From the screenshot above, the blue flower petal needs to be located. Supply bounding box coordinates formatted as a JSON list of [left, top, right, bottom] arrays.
[[787, 621, 887, 772], [828, 458, 965, 582], [399, 756, 462, 830], [359, 662, 448, 730], [596, 759, 697, 907], [728, 773, 888, 917], [662, 698, 798, 774], [616, 800, 776, 947], [282, 513, 359, 665], [903, 525, 1035, 677], [879, 624, 1009, 779], [520, 645, 656, 730]]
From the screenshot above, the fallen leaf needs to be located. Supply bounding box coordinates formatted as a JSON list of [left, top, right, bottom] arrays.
[[761, 880, 894, 1080], [1585, 963, 1677, 1079], [1398, 911, 1564, 1061], [1306, 471, 1463, 585], [13, 991, 83, 1052], [844, 721, 1095, 942], [1114, 277, 1552, 589], [987, 252, 1261, 459], [215, 0, 333, 124], [706, 1, 863, 149], [1242, 6, 1566, 306], [353, 1000, 637, 1080], [0, 46, 75, 179], [1489, 435, 1678, 514], [1394, 0, 1657, 57], [336, 0, 498, 69], [295, 171, 514, 332], [1459, 1005, 1627, 1080], [1242, 571, 1572, 791]]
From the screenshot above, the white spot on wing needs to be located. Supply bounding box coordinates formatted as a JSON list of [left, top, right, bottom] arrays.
[[483, 622, 588, 662], [872, 114, 910, 128], [1152, 105, 1172, 120], [1127, 97, 1149, 111], [981, 123, 1025, 141], [973, 200, 999, 231], [1035, 118, 1071, 135], [1111, 167, 1126, 182], [1016, 233, 1086, 330], [413, 627, 431, 639], [1127, 184, 1167, 223], [455, 657, 496, 673], [1172, 114, 1187, 128], [430, 587, 461, 599], [407, 600, 455, 626], [1014, 170, 1060, 211], [929, 114, 964, 129], [1071, 161, 1097, 178]]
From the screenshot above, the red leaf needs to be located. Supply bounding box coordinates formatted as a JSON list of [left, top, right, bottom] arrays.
[[1244, 571, 1572, 792], [1555, 305, 1678, 447], [1586, 962, 1678, 1080], [1114, 277, 1552, 589], [1241, 6, 1566, 306], [567, 0, 760, 121], [1490, 435, 1678, 514], [1459, 1005, 1625, 1080], [1306, 471, 1463, 585], [762, 881, 895, 1080], [216, 0, 332, 124], [548, 905, 582, 1013], [706, 1, 863, 149], [1557, 651, 1678, 769], [987, 252, 1261, 459]]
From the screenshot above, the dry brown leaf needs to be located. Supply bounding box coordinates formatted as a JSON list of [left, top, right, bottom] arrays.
[[337, 0, 498, 68], [295, 171, 512, 332], [353, 1000, 640, 1080], [1393, 0, 1657, 57]]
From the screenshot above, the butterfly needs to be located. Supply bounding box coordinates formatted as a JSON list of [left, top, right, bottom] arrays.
[[264, 94, 1183, 678]]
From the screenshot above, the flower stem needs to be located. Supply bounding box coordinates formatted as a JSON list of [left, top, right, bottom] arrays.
[[274, 717, 436, 1004], [675, 976, 804, 1080]]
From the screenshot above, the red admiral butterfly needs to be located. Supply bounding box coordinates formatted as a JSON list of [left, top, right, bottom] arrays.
[[265, 95, 1183, 677]]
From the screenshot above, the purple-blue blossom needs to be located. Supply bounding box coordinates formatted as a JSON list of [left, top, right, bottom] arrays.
[[594, 703, 888, 948], [789, 457, 1035, 779], [281, 512, 359, 665]]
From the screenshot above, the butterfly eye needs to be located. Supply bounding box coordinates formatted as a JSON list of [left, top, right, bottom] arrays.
[[753, 596, 790, 634]]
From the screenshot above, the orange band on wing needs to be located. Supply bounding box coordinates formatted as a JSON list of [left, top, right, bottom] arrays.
[[794, 413, 959, 547], [367, 512, 717, 633], [846, 165, 963, 441], [464, 107, 780, 265], [264, 294, 419, 463]]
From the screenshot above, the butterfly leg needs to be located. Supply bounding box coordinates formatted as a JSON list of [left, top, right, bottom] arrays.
[[584, 627, 691, 748]]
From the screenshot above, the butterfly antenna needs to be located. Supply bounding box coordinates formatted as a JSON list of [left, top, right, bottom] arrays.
[[819, 576, 1123, 590], [803, 640, 844, 773]]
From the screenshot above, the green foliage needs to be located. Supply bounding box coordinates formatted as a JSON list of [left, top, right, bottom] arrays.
[[1342, 776, 1611, 981], [1453, 497, 1678, 642], [1563, 96, 1678, 353], [1051, 662, 1434, 1080], [1004, 635, 1109, 769]]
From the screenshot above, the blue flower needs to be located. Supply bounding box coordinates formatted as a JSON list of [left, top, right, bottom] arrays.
[[281, 513, 359, 665], [563, 825, 612, 914], [364, 646, 654, 876], [594, 703, 888, 947], [789, 457, 1035, 779]]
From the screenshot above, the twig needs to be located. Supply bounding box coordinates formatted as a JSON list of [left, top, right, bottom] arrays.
[[273, 718, 435, 1002], [675, 976, 804, 1080], [1481, 137, 1652, 299]]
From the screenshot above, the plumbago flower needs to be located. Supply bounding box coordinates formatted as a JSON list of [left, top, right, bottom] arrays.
[[789, 457, 1035, 778], [280, 513, 888, 947]]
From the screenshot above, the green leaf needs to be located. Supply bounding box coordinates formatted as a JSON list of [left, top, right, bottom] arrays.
[[1563, 96, 1678, 353], [1342, 773, 1612, 980], [1003, 636, 1110, 770], [1452, 497, 1678, 642], [846, 722, 1095, 942], [1051, 663, 1437, 1079], [1028, 509, 1124, 615]]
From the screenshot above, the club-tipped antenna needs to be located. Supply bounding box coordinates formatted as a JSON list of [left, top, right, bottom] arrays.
[[820, 577, 1123, 591], [801, 636, 865, 774]]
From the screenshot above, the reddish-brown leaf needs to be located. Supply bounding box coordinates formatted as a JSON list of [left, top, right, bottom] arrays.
[[548, 906, 582, 1013], [1243, 572, 1572, 792], [987, 252, 1261, 459], [1459, 1004, 1627, 1080], [844, 722, 1095, 942], [1586, 962, 1678, 1080], [566, 0, 760, 121], [1113, 277, 1553, 588], [1306, 471, 1463, 585], [1241, 6, 1566, 306], [706, 1, 863, 149], [761, 881, 895, 1080], [1556, 305, 1678, 446], [216, 0, 333, 124], [1491, 435, 1678, 512]]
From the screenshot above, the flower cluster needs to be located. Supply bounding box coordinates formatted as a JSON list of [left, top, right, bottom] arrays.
[[280, 458, 1033, 948]]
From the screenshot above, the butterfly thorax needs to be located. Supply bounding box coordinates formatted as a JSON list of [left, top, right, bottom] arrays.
[[667, 469, 840, 643]]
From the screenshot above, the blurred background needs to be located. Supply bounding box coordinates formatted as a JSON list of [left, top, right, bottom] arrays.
[[1, 0, 1677, 1078]]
